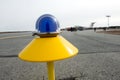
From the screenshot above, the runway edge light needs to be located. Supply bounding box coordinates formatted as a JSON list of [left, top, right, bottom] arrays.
[[18, 14, 78, 80]]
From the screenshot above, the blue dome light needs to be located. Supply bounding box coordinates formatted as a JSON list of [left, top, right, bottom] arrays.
[[36, 14, 59, 33]]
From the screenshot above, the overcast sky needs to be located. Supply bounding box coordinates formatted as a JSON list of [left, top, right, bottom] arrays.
[[0, 0, 120, 31]]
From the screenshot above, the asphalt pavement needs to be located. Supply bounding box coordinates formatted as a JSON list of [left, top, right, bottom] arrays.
[[0, 30, 120, 80]]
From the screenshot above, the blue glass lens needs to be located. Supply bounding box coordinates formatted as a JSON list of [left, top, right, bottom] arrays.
[[36, 14, 59, 33]]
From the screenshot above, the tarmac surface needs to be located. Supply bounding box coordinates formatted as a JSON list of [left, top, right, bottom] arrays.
[[0, 30, 120, 80]]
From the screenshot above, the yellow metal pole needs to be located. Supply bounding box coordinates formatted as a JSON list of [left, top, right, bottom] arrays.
[[47, 61, 55, 80]]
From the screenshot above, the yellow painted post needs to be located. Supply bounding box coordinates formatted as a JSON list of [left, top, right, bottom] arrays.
[[47, 61, 55, 80]]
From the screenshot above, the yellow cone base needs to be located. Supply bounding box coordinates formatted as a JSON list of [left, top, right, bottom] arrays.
[[19, 35, 78, 62]]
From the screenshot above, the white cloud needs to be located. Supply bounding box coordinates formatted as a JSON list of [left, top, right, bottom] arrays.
[[0, 0, 120, 31]]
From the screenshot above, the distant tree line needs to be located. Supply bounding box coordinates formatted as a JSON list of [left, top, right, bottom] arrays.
[[60, 26, 120, 32], [61, 26, 85, 31], [109, 26, 120, 29]]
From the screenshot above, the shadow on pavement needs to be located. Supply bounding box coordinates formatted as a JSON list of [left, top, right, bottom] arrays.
[[0, 54, 18, 58]]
